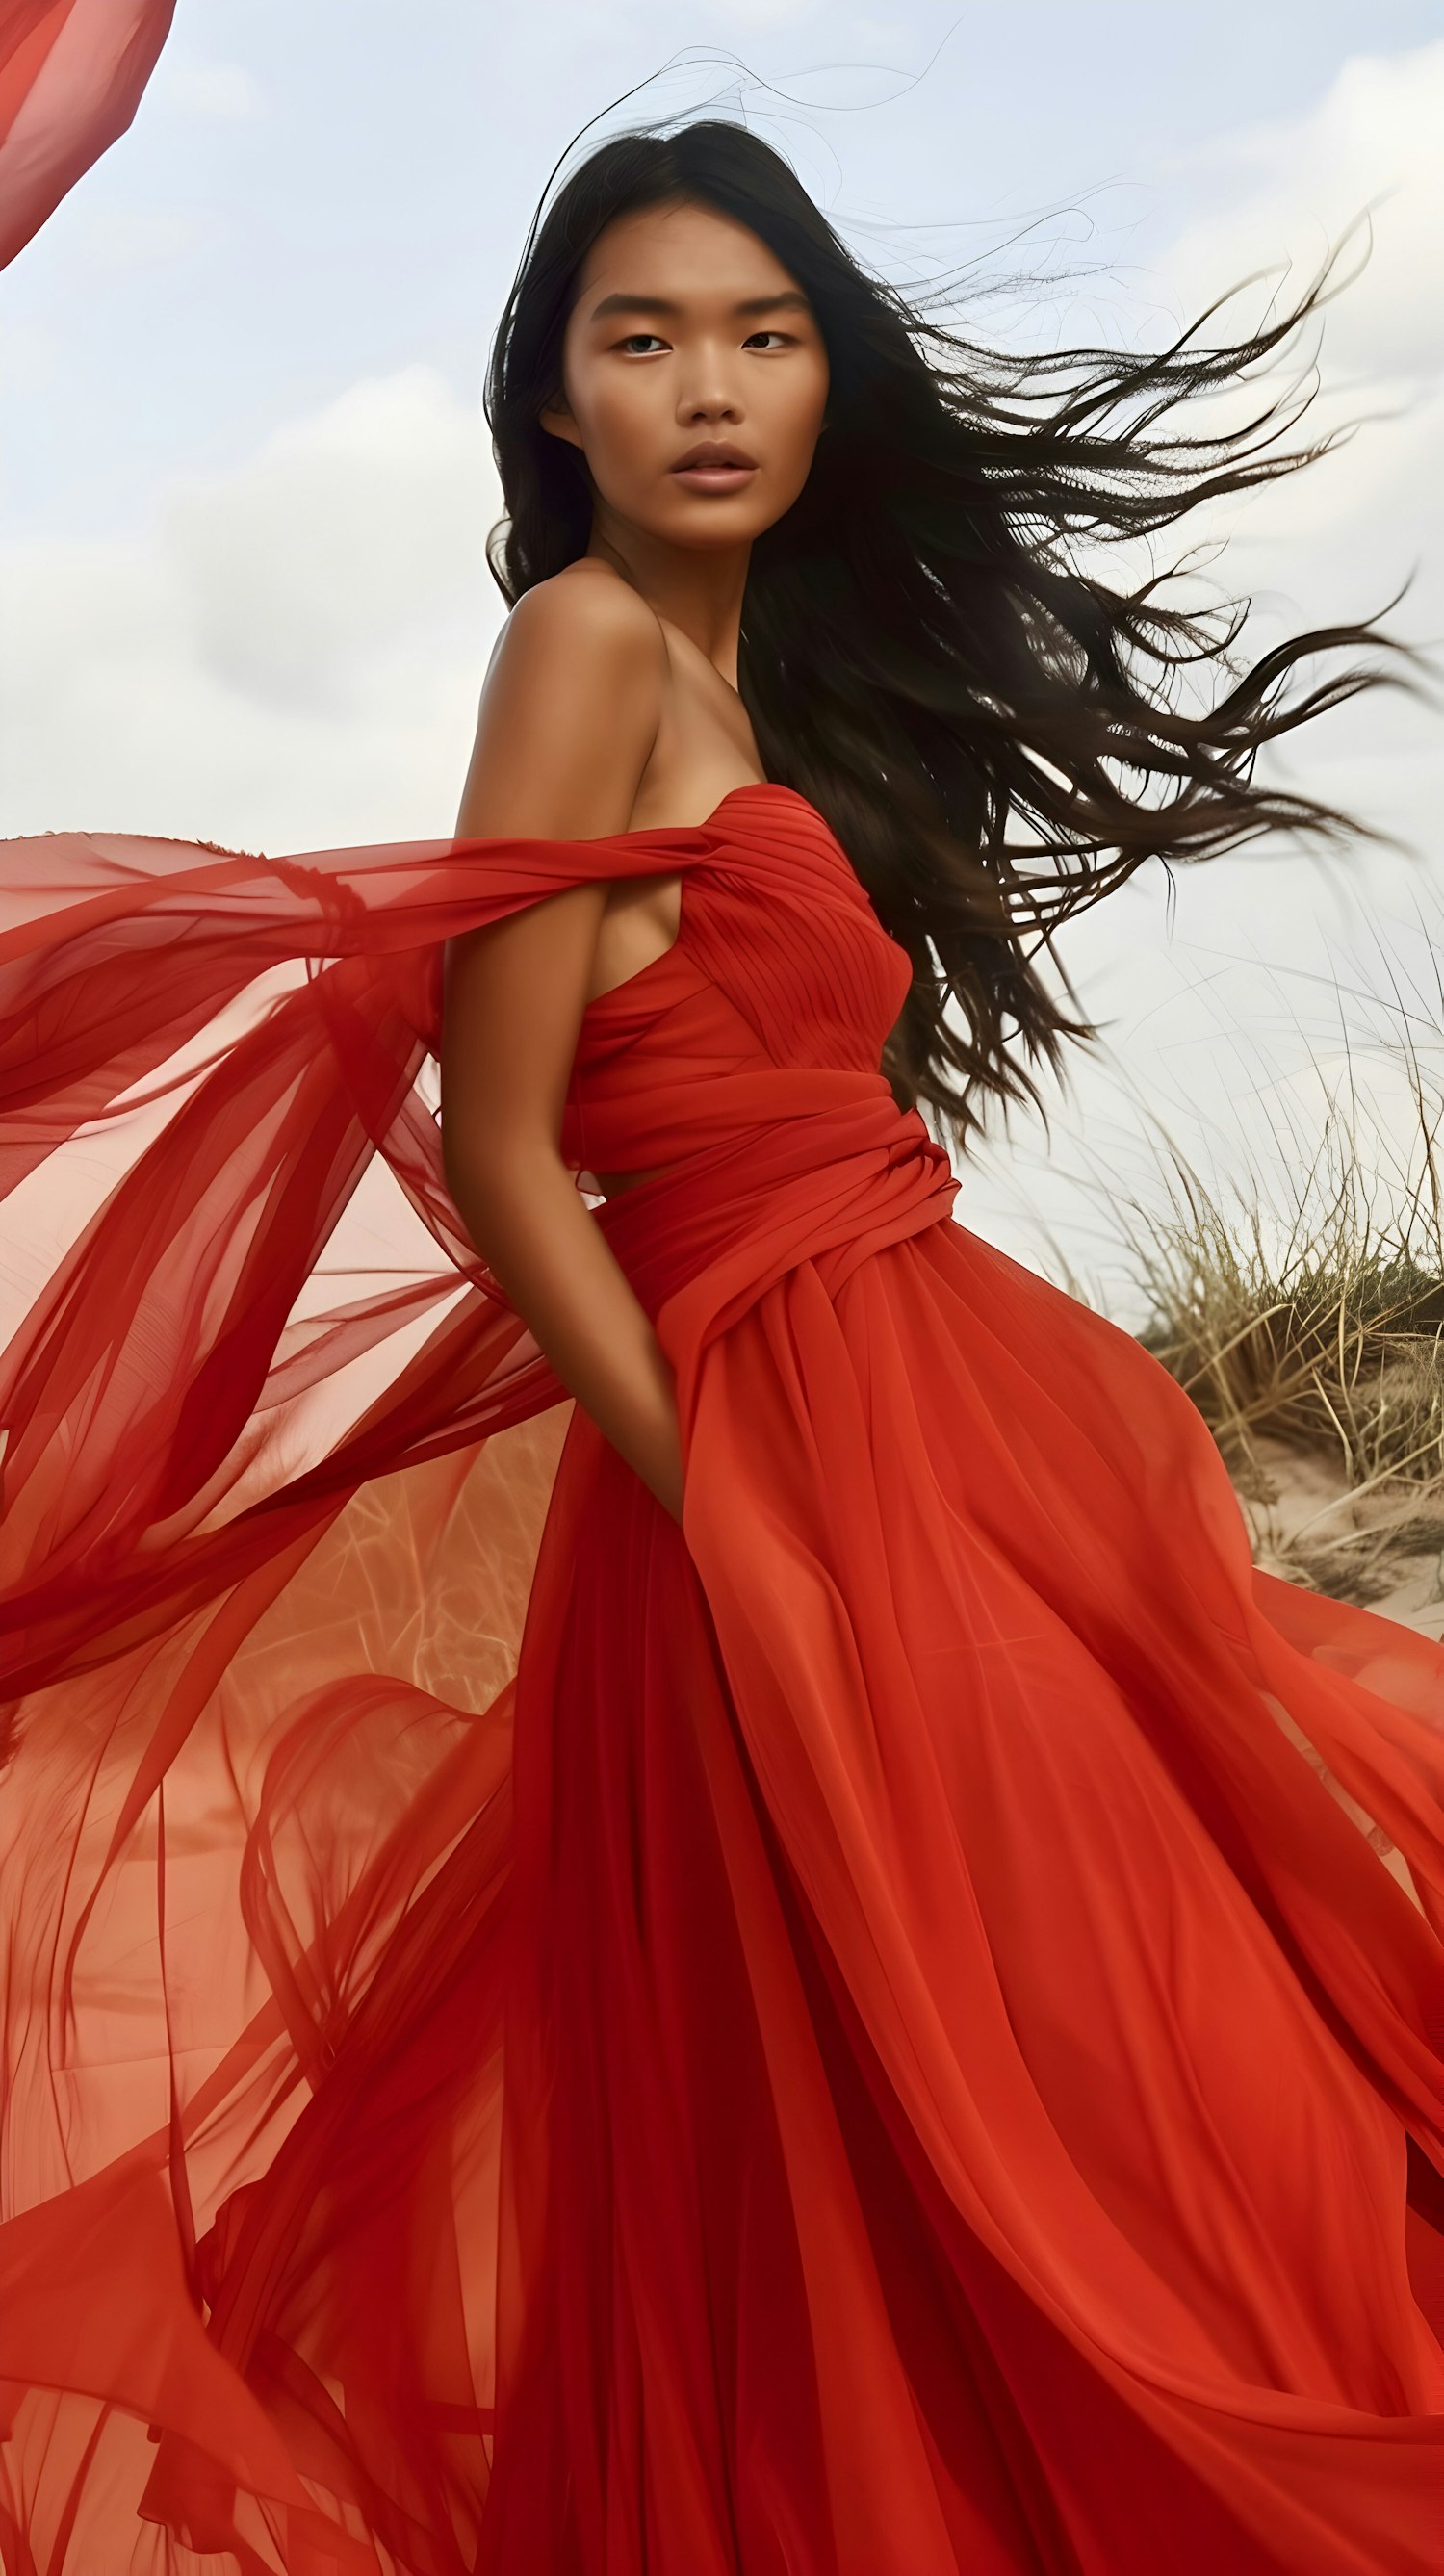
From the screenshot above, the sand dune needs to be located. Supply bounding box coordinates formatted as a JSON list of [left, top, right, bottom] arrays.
[[1234, 1432, 1444, 1643]]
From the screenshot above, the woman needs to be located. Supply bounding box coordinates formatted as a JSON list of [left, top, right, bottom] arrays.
[[0, 119, 1440, 2576]]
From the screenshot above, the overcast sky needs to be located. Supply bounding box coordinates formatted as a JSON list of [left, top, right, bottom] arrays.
[[2, 0, 1441, 1300]]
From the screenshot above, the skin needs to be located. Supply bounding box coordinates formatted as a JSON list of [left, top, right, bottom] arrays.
[[440, 198, 831, 1524]]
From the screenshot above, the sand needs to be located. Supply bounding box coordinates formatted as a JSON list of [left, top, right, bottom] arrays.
[[1232, 1432, 1444, 1643]]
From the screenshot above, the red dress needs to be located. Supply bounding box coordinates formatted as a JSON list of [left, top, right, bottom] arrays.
[[0, 782, 1440, 2573]]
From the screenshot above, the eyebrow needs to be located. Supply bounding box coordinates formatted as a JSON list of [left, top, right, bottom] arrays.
[[587, 289, 812, 322]]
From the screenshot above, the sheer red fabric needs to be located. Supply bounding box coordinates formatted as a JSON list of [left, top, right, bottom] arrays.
[[0, 0, 175, 269], [0, 782, 1441, 2573]]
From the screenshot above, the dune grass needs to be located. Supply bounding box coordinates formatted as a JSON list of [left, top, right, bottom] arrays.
[[1118, 1029, 1444, 1606]]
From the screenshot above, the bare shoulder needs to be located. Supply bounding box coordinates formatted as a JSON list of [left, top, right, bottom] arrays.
[[503, 559, 667, 665], [458, 563, 668, 837]]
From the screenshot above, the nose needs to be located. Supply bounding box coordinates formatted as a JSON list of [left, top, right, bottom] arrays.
[[675, 343, 743, 427]]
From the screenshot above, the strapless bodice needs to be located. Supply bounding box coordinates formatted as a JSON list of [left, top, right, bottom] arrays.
[[560, 784, 915, 1192]]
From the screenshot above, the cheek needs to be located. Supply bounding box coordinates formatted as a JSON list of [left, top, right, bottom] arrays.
[[580, 378, 662, 490], [768, 367, 831, 487]]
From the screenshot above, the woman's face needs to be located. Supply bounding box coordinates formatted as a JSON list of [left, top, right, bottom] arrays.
[[541, 197, 830, 554]]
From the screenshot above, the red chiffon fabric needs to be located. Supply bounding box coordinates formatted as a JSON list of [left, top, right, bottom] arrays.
[[0, 782, 1441, 2574], [0, 0, 175, 269]]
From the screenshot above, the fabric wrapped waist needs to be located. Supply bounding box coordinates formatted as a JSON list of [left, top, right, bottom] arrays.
[[591, 1078, 959, 1352], [567, 1064, 903, 1176]]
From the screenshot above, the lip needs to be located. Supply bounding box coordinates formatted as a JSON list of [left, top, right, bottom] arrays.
[[670, 440, 758, 494]]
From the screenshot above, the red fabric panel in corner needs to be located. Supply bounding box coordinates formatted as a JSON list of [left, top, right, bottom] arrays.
[[0, 0, 175, 269]]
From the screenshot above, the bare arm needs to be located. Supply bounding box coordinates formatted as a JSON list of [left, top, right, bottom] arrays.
[[440, 574, 684, 1521]]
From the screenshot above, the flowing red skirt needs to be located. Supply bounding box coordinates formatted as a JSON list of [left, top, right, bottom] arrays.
[[0, 793, 1441, 2572]]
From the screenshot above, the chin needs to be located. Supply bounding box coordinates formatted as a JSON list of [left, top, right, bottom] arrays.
[[677, 520, 769, 552], [656, 502, 778, 549]]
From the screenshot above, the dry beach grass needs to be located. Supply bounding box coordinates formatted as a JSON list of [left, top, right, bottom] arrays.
[[1121, 1014, 1444, 1639]]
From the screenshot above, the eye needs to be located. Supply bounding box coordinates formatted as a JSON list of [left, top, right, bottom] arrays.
[[618, 332, 667, 355], [743, 330, 795, 351]]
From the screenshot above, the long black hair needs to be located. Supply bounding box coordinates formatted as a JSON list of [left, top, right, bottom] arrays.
[[486, 118, 1401, 1146]]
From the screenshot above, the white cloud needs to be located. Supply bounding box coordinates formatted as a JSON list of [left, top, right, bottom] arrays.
[[1162, 40, 1444, 389], [1077, 40, 1441, 713], [0, 371, 506, 853], [961, 43, 1444, 1283], [77, 205, 211, 273], [1135, 43, 1444, 847], [169, 369, 499, 712], [0, 315, 56, 403], [165, 61, 270, 121]]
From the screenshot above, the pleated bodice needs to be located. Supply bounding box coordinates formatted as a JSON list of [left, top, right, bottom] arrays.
[[561, 782, 915, 1188]]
